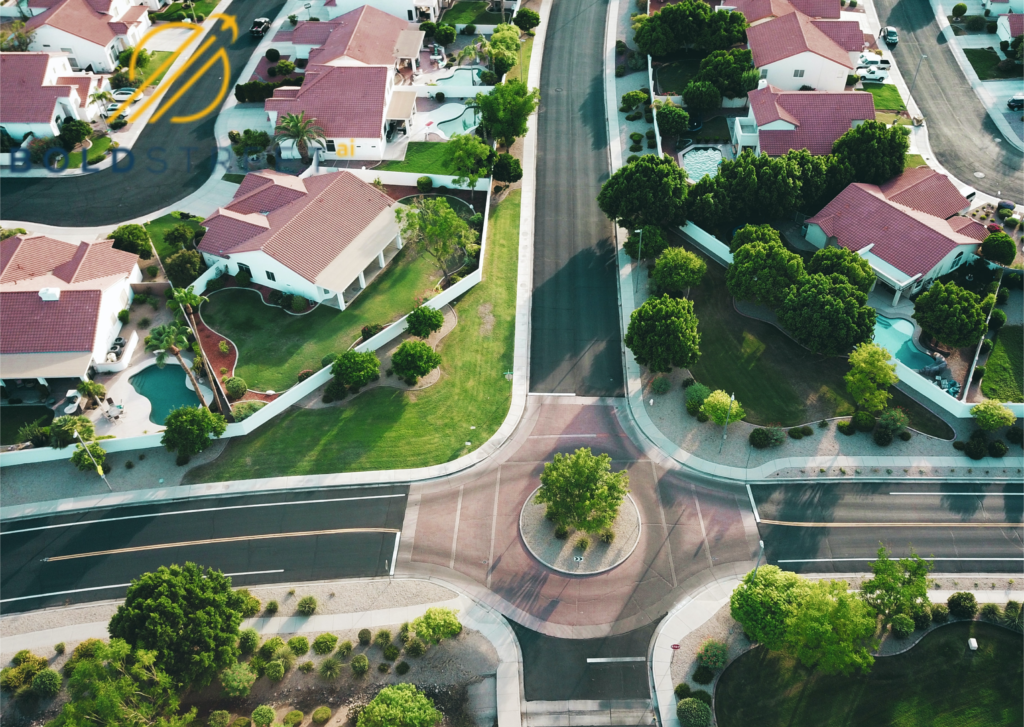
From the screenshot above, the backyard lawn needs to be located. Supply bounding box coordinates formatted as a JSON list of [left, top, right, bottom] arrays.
[[440, 1, 509, 25], [67, 135, 112, 169], [150, 1, 217, 20], [653, 54, 705, 95], [137, 50, 174, 86], [982, 325, 1023, 402], [183, 191, 521, 482], [143, 212, 206, 264], [716, 622, 1023, 727], [200, 248, 440, 391], [686, 116, 731, 143], [861, 82, 905, 110], [222, 173, 246, 183], [678, 235, 953, 437], [0, 405, 54, 446], [377, 142, 451, 174], [964, 49, 1024, 80]]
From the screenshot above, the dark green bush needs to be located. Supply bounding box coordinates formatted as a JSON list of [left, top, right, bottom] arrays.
[[891, 613, 914, 639], [384, 644, 400, 661], [351, 654, 369, 676], [692, 665, 714, 684], [676, 697, 712, 727], [966, 15, 985, 30], [337, 640, 353, 657], [1007, 426, 1023, 445], [405, 638, 426, 657], [799, 425, 813, 436], [358, 629, 372, 645], [689, 689, 712, 706], [650, 376, 671, 395], [696, 411, 709, 423], [837, 420, 856, 435], [873, 428, 894, 447], [953, 440, 966, 450], [312, 707, 331, 724], [374, 629, 392, 647], [283, 711, 303, 727], [209, 711, 231, 727], [788, 428, 804, 440], [396, 660, 410, 675], [948, 591, 978, 618], [555, 524, 569, 539], [258, 637, 284, 660], [378, 662, 391, 673], [288, 636, 309, 655], [965, 438, 987, 460], [852, 410, 876, 432], [899, 430, 912, 441], [912, 606, 932, 631], [225, 377, 247, 399], [931, 603, 949, 622], [981, 603, 1002, 621], [989, 440, 1008, 457], [239, 628, 259, 654], [674, 682, 691, 699], [31, 669, 61, 697], [989, 309, 1007, 330], [296, 596, 317, 615], [312, 633, 337, 655]]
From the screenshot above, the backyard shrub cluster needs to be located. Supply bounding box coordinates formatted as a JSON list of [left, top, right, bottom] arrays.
[[231, 401, 266, 421], [634, 0, 747, 57], [749, 425, 784, 448], [234, 77, 303, 103], [224, 376, 247, 399]]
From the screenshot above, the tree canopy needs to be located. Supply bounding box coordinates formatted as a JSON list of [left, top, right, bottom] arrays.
[[807, 245, 875, 294], [535, 448, 630, 534], [783, 579, 878, 676], [860, 546, 932, 624], [412, 607, 463, 644], [442, 133, 493, 192], [597, 154, 689, 230], [357, 684, 441, 727], [970, 399, 1017, 430], [692, 48, 759, 98], [730, 566, 808, 650], [980, 231, 1017, 266], [652, 247, 706, 296], [391, 340, 442, 384], [633, 0, 747, 56], [395, 196, 479, 284], [474, 79, 539, 148], [702, 390, 744, 425], [331, 350, 381, 389], [729, 223, 781, 253], [623, 225, 669, 260], [725, 236, 805, 310], [513, 8, 541, 32], [492, 152, 523, 183], [682, 81, 721, 117], [777, 273, 876, 356], [109, 224, 152, 258], [844, 342, 899, 413], [624, 294, 701, 372], [911, 281, 986, 349], [655, 102, 690, 138], [831, 120, 909, 186], [405, 305, 446, 338], [161, 406, 226, 459], [108, 563, 245, 688]]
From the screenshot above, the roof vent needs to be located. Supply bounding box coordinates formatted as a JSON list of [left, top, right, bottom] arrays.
[[39, 287, 61, 301]]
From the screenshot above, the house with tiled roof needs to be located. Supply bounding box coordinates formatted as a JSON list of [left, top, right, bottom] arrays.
[[0, 235, 142, 381], [747, 9, 864, 91], [321, 0, 452, 23], [722, 0, 840, 26], [997, 13, 1024, 44], [804, 170, 983, 304], [290, 5, 424, 70], [198, 170, 402, 310], [26, 0, 151, 73], [0, 53, 110, 142], [985, 0, 1024, 16], [731, 81, 874, 155]]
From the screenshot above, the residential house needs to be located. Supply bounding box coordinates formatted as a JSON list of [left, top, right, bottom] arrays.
[[320, 0, 451, 23], [289, 5, 424, 72], [1, 53, 110, 142], [0, 235, 142, 382], [985, 0, 1024, 17], [997, 13, 1024, 44], [26, 0, 151, 73], [722, 0, 840, 26], [731, 81, 874, 154], [198, 170, 403, 310], [16, 0, 164, 15], [804, 168, 987, 304], [747, 9, 864, 91]]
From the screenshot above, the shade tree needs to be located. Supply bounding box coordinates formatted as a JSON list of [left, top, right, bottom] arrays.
[[844, 342, 899, 413], [473, 79, 539, 147], [783, 579, 878, 676], [728, 223, 781, 253], [831, 120, 909, 186], [395, 196, 479, 284], [654, 102, 690, 138], [513, 8, 541, 32], [777, 273, 876, 356], [651, 247, 706, 296], [692, 49, 759, 98], [405, 305, 445, 338], [624, 295, 701, 372], [729, 566, 809, 650], [860, 546, 932, 624], [807, 245, 875, 294], [391, 340, 442, 384], [161, 406, 227, 462], [534, 447, 630, 533], [331, 350, 381, 390], [912, 281, 986, 349], [725, 236, 805, 310], [109, 223, 152, 258], [598, 154, 690, 230]]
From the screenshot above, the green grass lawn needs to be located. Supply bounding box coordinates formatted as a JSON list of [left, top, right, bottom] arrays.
[[440, 1, 509, 25], [507, 36, 533, 83], [377, 142, 452, 174], [716, 622, 1023, 727], [654, 55, 704, 95], [904, 153, 927, 169], [678, 236, 953, 437], [0, 405, 54, 446], [200, 248, 441, 391], [143, 212, 205, 265], [183, 191, 521, 482], [67, 135, 112, 169], [862, 82, 906, 110], [982, 325, 1023, 402], [876, 111, 911, 127], [686, 115, 731, 142], [964, 49, 1024, 80], [222, 173, 246, 183], [140, 50, 175, 85], [150, 0, 217, 20]]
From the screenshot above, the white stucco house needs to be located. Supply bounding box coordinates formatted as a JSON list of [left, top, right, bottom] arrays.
[[997, 13, 1024, 43], [198, 170, 403, 310], [289, 6, 424, 70], [723, 0, 840, 26], [746, 9, 864, 92], [985, 0, 1024, 16], [804, 168, 987, 304], [26, 0, 151, 73], [320, 0, 451, 23], [0, 235, 142, 381]]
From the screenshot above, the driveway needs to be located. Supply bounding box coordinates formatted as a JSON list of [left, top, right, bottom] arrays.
[[530, 0, 625, 396], [0, 0, 285, 227], [874, 0, 1024, 199]]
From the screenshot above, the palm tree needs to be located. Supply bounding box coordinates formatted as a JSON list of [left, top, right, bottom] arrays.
[[76, 379, 107, 411], [456, 44, 477, 67], [168, 286, 221, 411], [145, 322, 209, 409], [89, 90, 114, 106], [273, 111, 326, 165]]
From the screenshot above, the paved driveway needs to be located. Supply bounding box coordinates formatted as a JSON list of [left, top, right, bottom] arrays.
[[874, 0, 1023, 199], [0, 0, 285, 227]]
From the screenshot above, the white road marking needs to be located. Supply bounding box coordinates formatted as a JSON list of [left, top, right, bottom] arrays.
[[0, 570, 285, 603], [778, 557, 1024, 563], [746, 483, 760, 523], [888, 492, 1024, 496], [586, 657, 646, 663], [527, 434, 599, 438], [390, 532, 400, 577], [1, 494, 406, 535]]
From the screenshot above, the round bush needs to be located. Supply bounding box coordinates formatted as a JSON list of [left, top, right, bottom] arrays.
[[989, 308, 1007, 330], [378, 662, 391, 673], [312, 707, 332, 724], [396, 660, 410, 675], [321, 352, 338, 368], [696, 639, 728, 670], [989, 440, 1008, 457], [31, 669, 61, 697], [837, 420, 856, 436], [265, 660, 285, 681], [931, 603, 949, 623], [676, 697, 712, 727], [319, 657, 341, 680], [209, 711, 231, 727], [297, 595, 317, 615], [287, 636, 309, 655], [405, 638, 426, 657], [351, 654, 369, 675], [1007, 425, 1023, 445], [650, 376, 671, 395], [239, 628, 259, 654], [358, 628, 372, 645], [912, 606, 932, 631], [997, 288, 1009, 305], [674, 682, 692, 699], [337, 640, 353, 657], [965, 438, 987, 460], [948, 591, 978, 618], [259, 636, 284, 659], [966, 15, 985, 30], [891, 613, 914, 639], [284, 711, 304, 727], [749, 428, 770, 448], [981, 603, 1002, 621], [953, 440, 966, 451], [873, 428, 894, 447], [852, 410, 876, 432], [265, 48, 280, 62], [225, 376, 247, 399], [312, 633, 338, 655], [692, 665, 714, 684], [251, 706, 275, 727]]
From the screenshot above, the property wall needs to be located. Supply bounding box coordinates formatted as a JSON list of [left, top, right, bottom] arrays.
[[761, 52, 848, 92], [1, 117, 62, 143], [678, 221, 733, 267], [804, 223, 828, 248], [412, 84, 491, 99], [278, 136, 387, 161], [91, 270, 140, 365], [218, 250, 327, 302], [30, 26, 120, 72], [343, 167, 491, 192]]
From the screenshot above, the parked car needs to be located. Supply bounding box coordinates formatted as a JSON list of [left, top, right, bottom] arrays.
[[1008, 93, 1024, 110], [857, 67, 890, 82], [250, 17, 270, 37], [856, 54, 891, 71], [100, 102, 123, 118], [879, 26, 899, 44], [111, 88, 139, 102]]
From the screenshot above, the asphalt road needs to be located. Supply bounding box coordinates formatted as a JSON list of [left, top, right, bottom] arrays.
[[0, 487, 407, 613], [752, 482, 1024, 573], [530, 0, 625, 397], [0, 0, 285, 227], [875, 0, 1024, 200]]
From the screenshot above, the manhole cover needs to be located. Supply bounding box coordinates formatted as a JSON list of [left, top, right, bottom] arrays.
[[555, 87, 562, 92], [974, 172, 986, 178]]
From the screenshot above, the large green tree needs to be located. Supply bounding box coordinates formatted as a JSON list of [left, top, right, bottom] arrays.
[[725, 237, 805, 310], [860, 546, 932, 625], [109, 223, 152, 258], [395, 196, 479, 284], [844, 342, 899, 413], [534, 448, 630, 533], [108, 563, 246, 688], [692, 48, 759, 98], [624, 294, 701, 372], [912, 281, 986, 349], [473, 79, 539, 148], [682, 81, 721, 119], [784, 579, 878, 676], [405, 305, 445, 338], [728, 223, 781, 253], [777, 273, 876, 356], [161, 406, 227, 461], [807, 245, 875, 294], [831, 120, 909, 185], [598, 154, 689, 230], [980, 231, 1017, 266], [654, 102, 690, 138], [730, 566, 808, 650], [391, 340, 442, 384], [357, 684, 441, 727], [651, 247, 706, 297], [633, 0, 746, 56], [441, 133, 492, 200], [970, 399, 1017, 430], [332, 350, 381, 389]]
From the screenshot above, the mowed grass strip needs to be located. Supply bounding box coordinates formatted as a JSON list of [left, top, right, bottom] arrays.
[[440, 1, 507, 25], [199, 247, 440, 391], [377, 142, 451, 174], [861, 82, 906, 110], [715, 621, 1023, 727], [507, 36, 534, 83], [183, 191, 521, 482], [964, 48, 1024, 80], [981, 325, 1023, 402]]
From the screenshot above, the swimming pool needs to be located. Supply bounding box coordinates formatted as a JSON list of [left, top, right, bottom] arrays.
[[435, 67, 482, 86], [129, 363, 200, 424], [681, 147, 723, 181], [436, 105, 479, 137], [874, 315, 935, 369]]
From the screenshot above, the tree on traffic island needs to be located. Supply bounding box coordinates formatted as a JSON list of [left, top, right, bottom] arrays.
[[534, 448, 630, 534]]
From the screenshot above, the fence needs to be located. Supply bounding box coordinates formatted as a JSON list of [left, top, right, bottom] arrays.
[[677, 222, 732, 267]]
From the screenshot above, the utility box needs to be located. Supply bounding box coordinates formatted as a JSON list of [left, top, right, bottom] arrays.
[[968, 638, 978, 651]]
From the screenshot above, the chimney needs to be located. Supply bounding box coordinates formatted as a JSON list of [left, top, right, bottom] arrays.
[[39, 288, 61, 301], [757, 78, 768, 90]]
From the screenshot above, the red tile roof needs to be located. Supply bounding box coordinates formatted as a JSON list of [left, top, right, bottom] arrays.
[[946, 216, 988, 241], [0, 53, 74, 124], [295, 5, 410, 66], [810, 19, 866, 51], [1001, 13, 1024, 36], [1, 235, 136, 285], [55, 74, 95, 106], [877, 166, 970, 219], [0, 290, 101, 354], [747, 10, 854, 68], [807, 183, 980, 278], [265, 65, 387, 139], [727, 0, 840, 22], [749, 84, 875, 155], [27, 0, 147, 47], [199, 170, 395, 283]]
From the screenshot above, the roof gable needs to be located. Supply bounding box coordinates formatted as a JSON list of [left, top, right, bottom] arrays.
[[0, 53, 73, 124], [1, 235, 77, 283], [265, 65, 387, 138], [750, 84, 874, 154], [298, 5, 411, 66], [747, 10, 854, 68], [877, 167, 970, 219], [728, 0, 840, 23], [26, 0, 146, 48]]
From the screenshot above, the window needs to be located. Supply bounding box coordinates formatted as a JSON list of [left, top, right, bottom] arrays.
[[326, 140, 336, 152], [266, 271, 276, 282], [237, 263, 252, 276], [951, 251, 964, 269], [793, 69, 805, 78], [408, 9, 414, 19], [759, 68, 768, 79]]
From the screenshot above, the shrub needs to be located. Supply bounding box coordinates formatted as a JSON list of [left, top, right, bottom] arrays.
[[912, 606, 932, 630], [265, 48, 280, 62], [405, 638, 426, 657], [299, 660, 314, 673], [378, 662, 391, 673], [800, 425, 813, 436], [319, 657, 342, 680], [931, 603, 949, 622], [966, 15, 985, 30], [600, 529, 615, 544], [358, 628, 372, 645], [989, 308, 1007, 330], [696, 411, 709, 422], [986, 21, 997, 32], [676, 697, 712, 727], [953, 440, 966, 451], [54, 643, 65, 656], [948, 591, 978, 618], [852, 410, 876, 432], [981, 603, 1002, 621], [297, 596, 317, 615], [351, 654, 369, 676], [674, 682, 692, 699], [837, 420, 855, 435], [877, 407, 909, 435], [384, 644, 400, 661], [965, 438, 987, 460], [291, 295, 309, 312], [891, 614, 914, 639], [899, 430, 912, 441], [1008, 426, 1023, 445], [576, 536, 590, 551], [31, 669, 61, 697], [788, 428, 804, 440], [989, 440, 1008, 457], [873, 428, 894, 447], [650, 376, 671, 395], [288, 636, 309, 655], [685, 383, 711, 416], [692, 665, 714, 684], [283, 711, 303, 727], [554, 523, 570, 539], [118, 309, 130, 324], [264, 660, 285, 681], [375, 629, 393, 647], [312, 633, 338, 654], [232, 401, 266, 421], [259, 637, 284, 660], [312, 707, 332, 724], [951, 2, 967, 16], [225, 377, 247, 399], [252, 706, 275, 727], [337, 640, 353, 657], [239, 628, 259, 654], [695, 639, 728, 670], [209, 711, 231, 727], [749, 426, 784, 448], [396, 660, 410, 675]]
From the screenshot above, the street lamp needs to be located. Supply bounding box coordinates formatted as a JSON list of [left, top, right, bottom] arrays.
[[632, 228, 643, 296], [908, 54, 927, 102], [717, 392, 735, 454], [304, 2, 312, 19], [73, 430, 112, 491], [753, 539, 765, 576]]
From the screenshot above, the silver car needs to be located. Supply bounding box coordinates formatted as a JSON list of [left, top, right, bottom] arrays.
[[111, 87, 140, 102]]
